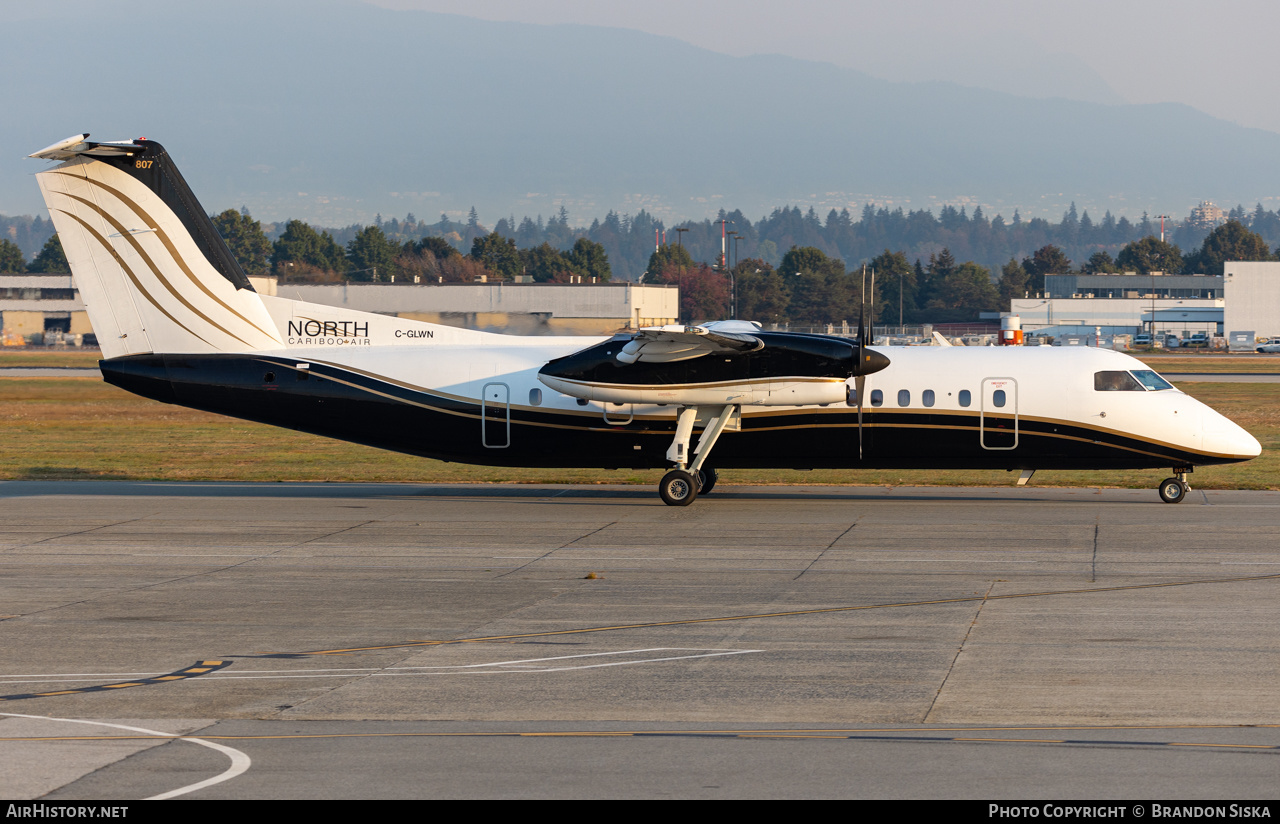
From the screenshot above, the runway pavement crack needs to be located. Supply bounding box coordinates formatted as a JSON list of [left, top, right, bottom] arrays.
[[7, 515, 154, 552], [291, 520, 376, 547], [1090, 517, 1100, 583], [496, 522, 617, 578], [793, 520, 858, 580], [923, 581, 994, 724], [7, 542, 331, 620]]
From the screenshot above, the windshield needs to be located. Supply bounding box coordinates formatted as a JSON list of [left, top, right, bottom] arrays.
[[1131, 370, 1174, 391]]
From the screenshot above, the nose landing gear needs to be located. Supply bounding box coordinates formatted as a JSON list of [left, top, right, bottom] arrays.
[[1158, 467, 1193, 504], [659, 405, 735, 505]]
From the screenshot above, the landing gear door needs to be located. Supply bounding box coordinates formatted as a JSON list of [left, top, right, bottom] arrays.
[[481, 382, 510, 448], [980, 377, 1018, 450]]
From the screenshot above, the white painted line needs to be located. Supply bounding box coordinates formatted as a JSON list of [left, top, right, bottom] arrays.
[[152, 649, 765, 680], [0, 712, 250, 800], [854, 559, 1041, 563], [386, 647, 749, 670], [0, 650, 763, 686]]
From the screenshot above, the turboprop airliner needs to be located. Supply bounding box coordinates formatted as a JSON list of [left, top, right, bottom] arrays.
[[29, 134, 1261, 505]]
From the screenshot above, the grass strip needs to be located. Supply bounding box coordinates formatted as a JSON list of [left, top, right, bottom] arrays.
[[2, 377, 1275, 489]]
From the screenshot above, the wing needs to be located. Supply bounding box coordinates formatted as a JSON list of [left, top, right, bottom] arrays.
[[616, 323, 765, 364]]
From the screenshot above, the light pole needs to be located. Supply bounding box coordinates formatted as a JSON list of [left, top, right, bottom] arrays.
[[897, 268, 904, 327], [725, 232, 740, 319], [674, 227, 689, 247], [716, 218, 733, 272]]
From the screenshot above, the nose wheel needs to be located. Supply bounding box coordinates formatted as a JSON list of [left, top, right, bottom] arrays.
[[659, 469, 699, 506], [1158, 468, 1192, 503]]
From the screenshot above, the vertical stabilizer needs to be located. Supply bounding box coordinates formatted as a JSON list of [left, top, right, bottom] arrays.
[[31, 136, 283, 360]]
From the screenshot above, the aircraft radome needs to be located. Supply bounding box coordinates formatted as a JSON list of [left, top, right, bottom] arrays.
[[29, 135, 1262, 505]]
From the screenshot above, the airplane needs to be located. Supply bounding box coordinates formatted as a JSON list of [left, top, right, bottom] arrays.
[[29, 134, 1261, 506]]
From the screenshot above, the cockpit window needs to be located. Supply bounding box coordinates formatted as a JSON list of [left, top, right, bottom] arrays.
[[1094, 370, 1144, 391], [1130, 370, 1174, 391]]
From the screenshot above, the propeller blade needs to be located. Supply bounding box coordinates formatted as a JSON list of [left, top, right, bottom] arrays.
[[856, 374, 865, 460]]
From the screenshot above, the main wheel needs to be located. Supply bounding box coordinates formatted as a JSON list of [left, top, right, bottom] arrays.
[[696, 466, 718, 495], [659, 470, 699, 506], [1158, 477, 1187, 504]]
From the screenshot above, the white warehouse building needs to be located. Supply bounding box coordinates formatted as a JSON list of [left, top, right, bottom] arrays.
[[1224, 261, 1280, 340]]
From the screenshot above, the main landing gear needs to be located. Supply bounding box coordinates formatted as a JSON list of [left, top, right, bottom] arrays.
[[658, 405, 735, 506], [1157, 467, 1193, 504]]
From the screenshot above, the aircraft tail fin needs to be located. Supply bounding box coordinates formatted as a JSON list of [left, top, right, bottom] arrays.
[[30, 134, 283, 360]]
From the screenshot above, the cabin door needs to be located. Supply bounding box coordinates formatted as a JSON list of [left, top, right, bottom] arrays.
[[980, 377, 1018, 450], [481, 382, 510, 448]]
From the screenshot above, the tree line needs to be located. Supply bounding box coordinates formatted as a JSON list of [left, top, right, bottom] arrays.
[[646, 219, 1277, 325], [4, 202, 1278, 326]]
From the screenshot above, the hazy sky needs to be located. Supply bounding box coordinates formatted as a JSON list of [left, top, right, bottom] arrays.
[[374, 0, 1280, 135]]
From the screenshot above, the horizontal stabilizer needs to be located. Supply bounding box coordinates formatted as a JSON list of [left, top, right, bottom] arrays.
[[30, 134, 147, 160]]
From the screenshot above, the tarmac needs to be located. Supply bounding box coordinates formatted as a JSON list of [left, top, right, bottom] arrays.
[[2, 481, 1279, 799]]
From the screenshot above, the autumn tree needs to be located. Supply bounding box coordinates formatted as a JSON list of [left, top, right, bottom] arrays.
[[653, 263, 729, 323]]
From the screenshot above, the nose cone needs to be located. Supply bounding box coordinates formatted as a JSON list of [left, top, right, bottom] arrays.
[[1203, 409, 1262, 460], [854, 346, 891, 377]]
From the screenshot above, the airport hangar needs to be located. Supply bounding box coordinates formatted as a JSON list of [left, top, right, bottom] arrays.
[[1005, 262, 1280, 347], [0, 277, 679, 344]]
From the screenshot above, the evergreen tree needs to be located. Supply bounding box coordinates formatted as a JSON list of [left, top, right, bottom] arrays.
[[1021, 245, 1071, 291], [1081, 250, 1119, 274], [567, 238, 611, 281], [26, 234, 69, 274], [1186, 220, 1273, 275], [998, 259, 1030, 302], [733, 260, 790, 325], [416, 236, 459, 260], [272, 219, 347, 276], [210, 209, 272, 277], [870, 250, 915, 325], [0, 239, 25, 273], [346, 225, 399, 281], [1116, 237, 1184, 274], [646, 244, 694, 277], [469, 232, 521, 281]]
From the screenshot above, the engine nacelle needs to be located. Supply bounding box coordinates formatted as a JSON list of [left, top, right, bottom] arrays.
[[537, 331, 888, 407]]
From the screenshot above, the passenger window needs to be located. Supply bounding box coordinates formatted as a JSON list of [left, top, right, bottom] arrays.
[[897, 389, 910, 407], [870, 389, 883, 407], [529, 388, 542, 406], [958, 390, 971, 408], [993, 390, 1006, 408], [1094, 371, 1143, 391], [922, 389, 935, 408]]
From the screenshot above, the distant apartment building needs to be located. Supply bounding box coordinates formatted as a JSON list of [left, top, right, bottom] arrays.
[[1187, 201, 1228, 230]]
